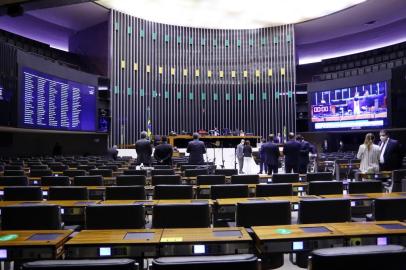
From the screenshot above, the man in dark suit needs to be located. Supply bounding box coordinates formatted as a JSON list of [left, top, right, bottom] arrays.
[[153, 135, 173, 165], [283, 132, 301, 173], [135, 131, 153, 166], [297, 134, 310, 174], [107, 145, 118, 160], [379, 130, 403, 171], [187, 133, 206, 165], [262, 134, 280, 175]]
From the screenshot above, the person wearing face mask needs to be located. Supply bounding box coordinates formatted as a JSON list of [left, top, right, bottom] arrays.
[[379, 130, 403, 171]]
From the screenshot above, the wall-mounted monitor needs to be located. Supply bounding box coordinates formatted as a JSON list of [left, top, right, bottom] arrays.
[[309, 81, 389, 131]]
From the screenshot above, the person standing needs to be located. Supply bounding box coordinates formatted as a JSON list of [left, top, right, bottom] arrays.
[[258, 138, 267, 174], [153, 136, 173, 165], [135, 131, 153, 166], [283, 132, 301, 173], [274, 133, 282, 144], [357, 133, 380, 173], [242, 140, 255, 174], [106, 145, 118, 160], [236, 139, 245, 174], [378, 130, 403, 171], [297, 134, 310, 174], [187, 133, 206, 165], [262, 134, 280, 175]]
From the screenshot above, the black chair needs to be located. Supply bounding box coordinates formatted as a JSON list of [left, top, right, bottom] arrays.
[[77, 165, 96, 171], [2, 204, 62, 230], [152, 203, 210, 228], [372, 198, 406, 221], [89, 169, 112, 177], [105, 186, 146, 200], [306, 172, 333, 182], [4, 170, 25, 176], [4, 165, 22, 170], [73, 175, 103, 186], [180, 164, 198, 171], [236, 201, 291, 227], [196, 175, 226, 185], [22, 259, 138, 270], [298, 199, 351, 224], [231, 175, 259, 184], [0, 176, 29, 186], [151, 175, 181, 186], [86, 204, 145, 229], [255, 184, 293, 197], [151, 169, 175, 176], [308, 181, 344, 195], [48, 187, 89, 200], [184, 168, 208, 177], [123, 169, 147, 176], [154, 185, 194, 199], [29, 169, 53, 177], [152, 254, 258, 270], [49, 164, 69, 172], [272, 173, 300, 183], [41, 176, 70, 186], [215, 169, 237, 176], [3, 186, 43, 201], [154, 165, 172, 169], [116, 175, 146, 186], [348, 180, 383, 194], [99, 164, 118, 171], [309, 245, 406, 270], [391, 169, 406, 192], [211, 184, 249, 199], [63, 170, 86, 177], [29, 165, 48, 170]]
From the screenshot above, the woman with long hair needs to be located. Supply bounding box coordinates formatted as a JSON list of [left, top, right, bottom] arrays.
[[242, 140, 256, 174], [357, 133, 381, 173]]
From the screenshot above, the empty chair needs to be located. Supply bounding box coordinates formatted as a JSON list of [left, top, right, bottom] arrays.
[[116, 175, 146, 186], [2, 204, 62, 230], [236, 201, 291, 227], [89, 169, 112, 177], [49, 164, 69, 172], [41, 176, 70, 186], [180, 164, 198, 171], [63, 170, 86, 177], [4, 165, 22, 170], [256, 184, 293, 197], [151, 175, 181, 186], [298, 199, 351, 224], [154, 165, 172, 169], [272, 173, 300, 183], [154, 185, 194, 199], [196, 175, 226, 185], [306, 172, 333, 182], [3, 186, 43, 201], [123, 169, 147, 176], [48, 187, 89, 200], [372, 198, 406, 221], [77, 164, 96, 171], [152, 203, 210, 228], [184, 168, 208, 177], [0, 176, 29, 186], [105, 186, 146, 200], [29, 169, 53, 177], [29, 165, 48, 170], [86, 204, 145, 229], [4, 170, 25, 176], [231, 175, 259, 184], [211, 184, 249, 199], [151, 169, 175, 176], [99, 164, 118, 171], [348, 180, 383, 194], [22, 259, 138, 270], [308, 181, 344, 195], [215, 169, 237, 176], [73, 175, 103, 186], [152, 254, 258, 270]]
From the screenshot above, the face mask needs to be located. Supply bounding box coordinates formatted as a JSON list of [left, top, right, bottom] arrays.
[[380, 136, 387, 142]]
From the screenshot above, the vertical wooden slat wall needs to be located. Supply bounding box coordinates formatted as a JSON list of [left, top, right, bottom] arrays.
[[110, 10, 296, 146]]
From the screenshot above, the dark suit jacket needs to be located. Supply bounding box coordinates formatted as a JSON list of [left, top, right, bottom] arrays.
[[187, 139, 206, 165], [283, 140, 301, 166], [262, 141, 280, 166], [135, 138, 152, 165], [299, 140, 311, 165], [153, 143, 173, 165], [380, 139, 403, 170], [106, 148, 118, 160]]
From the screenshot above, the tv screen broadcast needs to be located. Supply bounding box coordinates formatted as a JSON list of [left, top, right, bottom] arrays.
[[19, 67, 97, 132], [310, 81, 389, 131]]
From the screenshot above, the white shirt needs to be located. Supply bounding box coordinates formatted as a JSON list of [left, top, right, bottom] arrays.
[[379, 139, 388, 163]]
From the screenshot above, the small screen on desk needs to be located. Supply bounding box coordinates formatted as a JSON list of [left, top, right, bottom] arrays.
[[301, 227, 331, 233], [293, 204, 299, 210], [293, 241, 304, 250], [124, 232, 155, 240], [99, 247, 111, 256], [377, 237, 388, 246], [193, 245, 206, 254], [0, 249, 7, 259], [351, 201, 356, 207], [42, 191, 48, 196], [0, 191, 3, 196], [28, 233, 63, 241], [378, 224, 406, 230], [213, 230, 242, 237]]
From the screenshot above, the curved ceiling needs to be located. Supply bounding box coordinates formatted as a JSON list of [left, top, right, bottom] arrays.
[[97, 0, 366, 29]]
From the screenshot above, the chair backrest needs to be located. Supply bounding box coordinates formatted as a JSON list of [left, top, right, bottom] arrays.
[[4, 165, 23, 170], [3, 186, 43, 201], [306, 172, 333, 182], [29, 165, 48, 170], [255, 184, 293, 197], [99, 164, 118, 171], [4, 170, 25, 176], [22, 259, 138, 270], [231, 175, 259, 184], [63, 170, 86, 177], [180, 164, 198, 171], [116, 175, 146, 186], [151, 169, 175, 176], [48, 187, 89, 200], [2, 204, 62, 230], [86, 204, 145, 229], [196, 175, 226, 185], [73, 175, 103, 186], [272, 173, 300, 183], [151, 175, 181, 186], [49, 164, 69, 172], [0, 176, 29, 186], [236, 201, 291, 227], [154, 165, 172, 169], [154, 185, 194, 199], [373, 198, 406, 221], [105, 186, 146, 200], [184, 168, 208, 177], [77, 165, 96, 171], [29, 169, 53, 177], [215, 169, 238, 176], [152, 203, 210, 228], [348, 180, 383, 194], [123, 169, 147, 176], [89, 169, 112, 177], [41, 176, 70, 186], [298, 199, 351, 224], [308, 181, 344, 195], [152, 254, 258, 270], [210, 184, 249, 199]]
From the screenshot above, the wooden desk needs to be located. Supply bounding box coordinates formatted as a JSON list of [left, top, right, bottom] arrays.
[[101, 200, 158, 206], [216, 195, 320, 206], [320, 192, 406, 201], [65, 229, 162, 259], [0, 230, 73, 261], [157, 199, 213, 205], [160, 227, 252, 256], [168, 135, 261, 147]]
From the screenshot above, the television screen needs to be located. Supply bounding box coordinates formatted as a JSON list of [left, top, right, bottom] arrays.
[[309, 81, 389, 130], [19, 67, 97, 131]]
